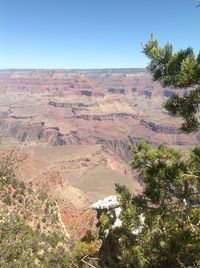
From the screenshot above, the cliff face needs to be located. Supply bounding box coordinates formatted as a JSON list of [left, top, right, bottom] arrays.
[[0, 120, 66, 146], [0, 115, 184, 162], [48, 100, 90, 109], [140, 119, 179, 134]]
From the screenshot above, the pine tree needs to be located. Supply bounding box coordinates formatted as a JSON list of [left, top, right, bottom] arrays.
[[99, 7, 200, 266], [99, 141, 200, 267], [142, 35, 200, 133]]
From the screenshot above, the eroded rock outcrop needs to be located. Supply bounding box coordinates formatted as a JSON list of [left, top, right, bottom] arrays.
[[141, 119, 179, 134], [0, 119, 66, 146]]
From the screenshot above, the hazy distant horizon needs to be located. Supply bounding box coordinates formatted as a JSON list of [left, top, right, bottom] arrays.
[[0, 67, 146, 71]]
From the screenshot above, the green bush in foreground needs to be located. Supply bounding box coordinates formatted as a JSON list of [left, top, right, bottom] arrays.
[[99, 141, 200, 267], [0, 154, 99, 267]]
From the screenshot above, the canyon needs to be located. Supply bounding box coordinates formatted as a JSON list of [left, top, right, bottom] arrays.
[[0, 69, 199, 211]]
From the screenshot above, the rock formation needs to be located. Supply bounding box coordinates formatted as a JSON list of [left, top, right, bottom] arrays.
[[0, 69, 198, 207]]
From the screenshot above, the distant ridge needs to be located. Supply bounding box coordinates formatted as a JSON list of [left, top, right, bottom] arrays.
[[0, 68, 146, 74]]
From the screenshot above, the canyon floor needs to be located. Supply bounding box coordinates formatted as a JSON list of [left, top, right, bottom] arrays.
[[0, 69, 199, 209]]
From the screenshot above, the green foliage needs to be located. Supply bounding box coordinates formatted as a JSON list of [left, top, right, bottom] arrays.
[[142, 35, 200, 133], [81, 230, 98, 244], [0, 152, 100, 267], [42, 247, 71, 268], [11, 178, 19, 189], [0, 215, 72, 268], [99, 141, 200, 268], [2, 193, 12, 205], [142, 36, 200, 88], [99, 213, 110, 229], [71, 240, 99, 267], [39, 191, 48, 201], [46, 232, 60, 248], [132, 30, 200, 266]]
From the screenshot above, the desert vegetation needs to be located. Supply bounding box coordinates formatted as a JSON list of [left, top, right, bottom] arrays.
[[0, 152, 100, 267]]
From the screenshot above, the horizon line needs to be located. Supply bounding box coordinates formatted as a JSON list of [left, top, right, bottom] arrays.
[[0, 67, 147, 71]]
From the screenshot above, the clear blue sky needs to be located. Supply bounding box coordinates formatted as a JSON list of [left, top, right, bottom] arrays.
[[0, 0, 200, 69]]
